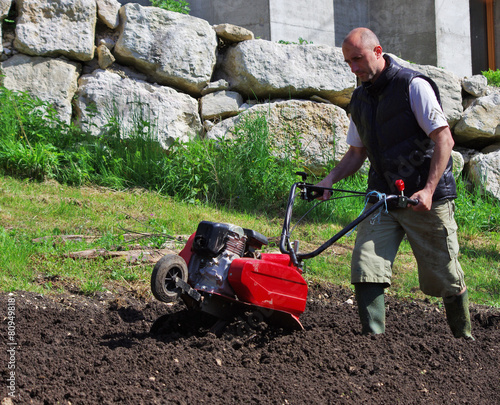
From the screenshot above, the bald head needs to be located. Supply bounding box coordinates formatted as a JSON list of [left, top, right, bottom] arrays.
[[342, 28, 381, 51], [341, 28, 386, 83]]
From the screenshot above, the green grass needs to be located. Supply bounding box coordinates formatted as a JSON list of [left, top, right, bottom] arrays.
[[0, 86, 498, 307], [1, 174, 498, 306], [482, 69, 500, 87], [0, 86, 304, 213]]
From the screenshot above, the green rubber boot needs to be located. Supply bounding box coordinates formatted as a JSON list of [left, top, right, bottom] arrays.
[[355, 283, 386, 335], [443, 289, 474, 340]]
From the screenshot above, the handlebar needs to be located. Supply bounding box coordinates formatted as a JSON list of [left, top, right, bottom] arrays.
[[280, 182, 419, 267]]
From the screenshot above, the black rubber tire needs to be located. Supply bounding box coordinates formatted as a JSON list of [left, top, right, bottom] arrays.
[[151, 254, 188, 303]]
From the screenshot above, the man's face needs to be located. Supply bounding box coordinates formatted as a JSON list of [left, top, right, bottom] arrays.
[[342, 40, 384, 83]]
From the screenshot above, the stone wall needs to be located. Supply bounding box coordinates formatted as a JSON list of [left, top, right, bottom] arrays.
[[0, 0, 499, 199]]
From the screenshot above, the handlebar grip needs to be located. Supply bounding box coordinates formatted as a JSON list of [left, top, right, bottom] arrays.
[[407, 198, 419, 206], [300, 185, 328, 201]]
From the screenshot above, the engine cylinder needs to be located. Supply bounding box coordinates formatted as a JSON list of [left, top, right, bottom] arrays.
[[188, 221, 246, 296]]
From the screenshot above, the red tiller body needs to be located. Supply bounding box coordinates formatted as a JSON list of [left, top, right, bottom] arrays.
[[227, 254, 308, 317]]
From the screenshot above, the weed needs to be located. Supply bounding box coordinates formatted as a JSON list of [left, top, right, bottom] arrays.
[[278, 38, 314, 45], [81, 279, 104, 296]]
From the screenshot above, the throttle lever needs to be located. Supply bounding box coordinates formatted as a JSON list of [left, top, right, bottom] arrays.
[[395, 179, 419, 207]]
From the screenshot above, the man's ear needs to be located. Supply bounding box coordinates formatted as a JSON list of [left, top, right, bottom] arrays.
[[374, 45, 383, 58]]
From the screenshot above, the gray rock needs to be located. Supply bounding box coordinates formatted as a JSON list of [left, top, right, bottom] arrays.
[[206, 99, 351, 174], [451, 150, 464, 179], [74, 69, 202, 147], [201, 79, 230, 96], [216, 40, 356, 108], [462, 74, 489, 98], [0, 0, 10, 17], [200, 91, 244, 120], [0, 53, 81, 123], [454, 93, 500, 148], [213, 23, 254, 43], [114, 4, 217, 95], [0, 0, 12, 54], [96, 0, 121, 29], [14, 0, 96, 62], [97, 44, 115, 69], [467, 150, 500, 201]]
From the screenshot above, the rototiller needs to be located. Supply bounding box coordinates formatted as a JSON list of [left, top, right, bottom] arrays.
[[151, 174, 417, 331]]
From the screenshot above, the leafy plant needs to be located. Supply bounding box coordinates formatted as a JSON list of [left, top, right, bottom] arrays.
[[156, 112, 304, 212], [482, 69, 500, 87], [150, 0, 190, 14], [278, 37, 314, 45]]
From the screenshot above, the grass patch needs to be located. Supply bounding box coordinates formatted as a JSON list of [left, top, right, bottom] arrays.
[[1, 175, 498, 307]]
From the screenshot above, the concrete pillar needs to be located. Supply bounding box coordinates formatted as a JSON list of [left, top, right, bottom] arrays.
[[435, 0, 472, 77]]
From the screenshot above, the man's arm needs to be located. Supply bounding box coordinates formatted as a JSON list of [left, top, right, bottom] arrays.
[[410, 125, 454, 211], [316, 145, 367, 200]]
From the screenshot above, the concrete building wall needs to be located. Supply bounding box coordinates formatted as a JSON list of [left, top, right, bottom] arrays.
[[368, 0, 438, 66], [269, 0, 335, 45], [333, 0, 369, 47], [334, 0, 473, 77], [189, 0, 335, 46], [136, 0, 487, 77], [189, 0, 271, 39], [435, 0, 472, 77]]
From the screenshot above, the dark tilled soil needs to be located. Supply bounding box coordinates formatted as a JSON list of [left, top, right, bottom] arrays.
[[1, 284, 499, 405]]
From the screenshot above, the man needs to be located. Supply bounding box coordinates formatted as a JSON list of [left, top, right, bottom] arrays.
[[316, 27, 473, 339]]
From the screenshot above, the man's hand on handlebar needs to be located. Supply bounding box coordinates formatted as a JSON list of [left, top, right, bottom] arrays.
[[410, 189, 432, 211], [314, 178, 333, 201]]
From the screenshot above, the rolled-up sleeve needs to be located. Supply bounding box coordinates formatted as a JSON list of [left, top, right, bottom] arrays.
[[409, 78, 449, 136]]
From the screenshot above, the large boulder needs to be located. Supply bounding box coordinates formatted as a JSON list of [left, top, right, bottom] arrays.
[[114, 4, 217, 96], [454, 93, 500, 149], [466, 149, 500, 201], [388, 54, 463, 128], [206, 99, 351, 174], [462, 74, 489, 98], [14, 0, 96, 62], [74, 69, 202, 147], [96, 0, 121, 29], [216, 40, 356, 108], [0, 53, 81, 123]]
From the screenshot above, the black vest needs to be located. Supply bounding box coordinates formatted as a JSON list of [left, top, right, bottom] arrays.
[[350, 55, 456, 200]]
